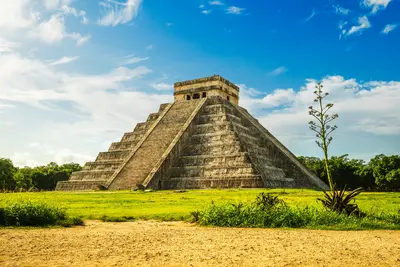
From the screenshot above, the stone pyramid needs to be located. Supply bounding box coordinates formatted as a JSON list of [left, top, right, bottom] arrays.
[[56, 75, 328, 191]]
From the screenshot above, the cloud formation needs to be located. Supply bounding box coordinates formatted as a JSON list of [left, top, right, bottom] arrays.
[[268, 66, 288, 76], [0, 49, 172, 166], [362, 0, 392, 14], [99, 0, 143, 26], [340, 16, 371, 38], [381, 24, 397, 34], [226, 6, 245, 15], [240, 76, 400, 158], [49, 56, 80, 66]]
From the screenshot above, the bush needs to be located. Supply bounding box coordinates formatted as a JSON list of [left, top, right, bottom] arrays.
[[0, 201, 83, 227], [254, 192, 285, 210], [193, 193, 400, 230], [0, 207, 4, 225], [317, 187, 364, 217]]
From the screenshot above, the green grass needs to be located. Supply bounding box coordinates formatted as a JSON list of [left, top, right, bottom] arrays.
[[0, 189, 399, 224]]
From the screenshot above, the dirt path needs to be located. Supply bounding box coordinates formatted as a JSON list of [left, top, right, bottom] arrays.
[[0, 221, 399, 267]]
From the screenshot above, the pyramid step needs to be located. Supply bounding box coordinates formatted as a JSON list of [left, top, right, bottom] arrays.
[[70, 170, 115, 181], [185, 141, 243, 155], [83, 160, 123, 171], [162, 175, 264, 189], [146, 112, 159, 122], [171, 165, 255, 177], [158, 103, 170, 113], [237, 132, 260, 142], [248, 154, 275, 166], [133, 122, 148, 132], [190, 131, 239, 143], [96, 150, 130, 161], [203, 104, 234, 114], [198, 113, 241, 124], [121, 132, 143, 142], [179, 153, 250, 166], [193, 122, 232, 134], [56, 180, 108, 191], [109, 141, 139, 151]]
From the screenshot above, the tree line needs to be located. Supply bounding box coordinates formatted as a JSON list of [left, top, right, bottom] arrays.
[[0, 154, 399, 192], [0, 159, 82, 192], [298, 154, 400, 191]]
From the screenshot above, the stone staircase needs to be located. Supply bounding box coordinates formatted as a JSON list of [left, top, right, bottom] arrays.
[[107, 99, 204, 190], [55, 104, 170, 191]]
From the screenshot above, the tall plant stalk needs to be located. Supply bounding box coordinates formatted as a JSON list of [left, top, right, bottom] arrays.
[[308, 83, 338, 191]]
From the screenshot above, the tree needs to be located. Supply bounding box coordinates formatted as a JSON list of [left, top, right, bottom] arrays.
[[370, 154, 400, 191], [308, 83, 338, 190], [0, 158, 16, 191], [308, 83, 363, 216]]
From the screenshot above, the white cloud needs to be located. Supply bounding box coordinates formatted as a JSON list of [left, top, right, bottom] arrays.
[[30, 14, 66, 43], [29, 14, 90, 46], [202, 10, 212, 15], [98, 0, 142, 26], [199, 4, 205, 9], [209, 1, 224, 5], [145, 44, 154, 50], [60, 4, 89, 24], [0, 50, 173, 166], [333, 5, 350, 15], [362, 0, 392, 14], [166, 22, 174, 27], [0, 0, 36, 29], [123, 55, 149, 65], [226, 6, 245, 15], [240, 76, 400, 158], [44, 0, 61, 10], [305, 9, 316, 22], [151, 83, 173, 91], [268, 66, 288, 76], [340, 16, 371, 38], [0, 38, 20, 53], [76, 34, 91, 46], [381, 24, 397, 34], [49, 56, 79, 66]]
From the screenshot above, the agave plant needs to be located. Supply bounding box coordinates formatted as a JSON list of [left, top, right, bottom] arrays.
[[318, 186, 364, 217]]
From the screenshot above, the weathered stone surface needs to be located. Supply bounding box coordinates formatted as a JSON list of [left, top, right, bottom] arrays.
[[56, 75, 328, 191]]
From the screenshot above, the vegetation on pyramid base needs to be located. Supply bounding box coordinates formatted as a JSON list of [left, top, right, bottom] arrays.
[[0, 201, 83, 227]]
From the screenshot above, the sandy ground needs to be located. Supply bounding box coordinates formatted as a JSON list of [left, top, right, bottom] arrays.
[[0, 221, 399, 267]]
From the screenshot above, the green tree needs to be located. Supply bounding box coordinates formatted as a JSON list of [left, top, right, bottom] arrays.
[[13, 167, 34, 190], [370, 154, 400, 191], [0, 158, 16, 191]]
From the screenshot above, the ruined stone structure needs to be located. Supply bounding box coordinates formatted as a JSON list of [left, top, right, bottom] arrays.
[[56, 75, 328, 191]]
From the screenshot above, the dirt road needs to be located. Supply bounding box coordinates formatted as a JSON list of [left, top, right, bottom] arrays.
[[1, 221, 399, 266]]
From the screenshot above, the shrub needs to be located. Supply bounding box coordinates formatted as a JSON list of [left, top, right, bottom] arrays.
[[0, 207, 4, 225], [100, 215, 135, 222], [194, 193, 400, 230], [318, 187, 364, 217], [0, 201, 83, 227], [254, 192, 285, 210]]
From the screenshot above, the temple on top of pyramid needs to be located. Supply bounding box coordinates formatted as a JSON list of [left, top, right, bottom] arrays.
[[56, 75, 328, 191]]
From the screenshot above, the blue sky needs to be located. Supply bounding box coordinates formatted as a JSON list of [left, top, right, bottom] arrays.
[[0, 0, 399, 166]]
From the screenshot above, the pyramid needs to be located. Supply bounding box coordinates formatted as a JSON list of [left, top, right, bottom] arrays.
[[56, 75, 328, 191]]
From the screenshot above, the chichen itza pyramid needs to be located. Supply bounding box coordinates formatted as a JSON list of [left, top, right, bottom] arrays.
[[56, 75, 328, 191]]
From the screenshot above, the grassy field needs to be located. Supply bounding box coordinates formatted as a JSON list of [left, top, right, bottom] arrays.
[[1, 189, 399, 221]]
